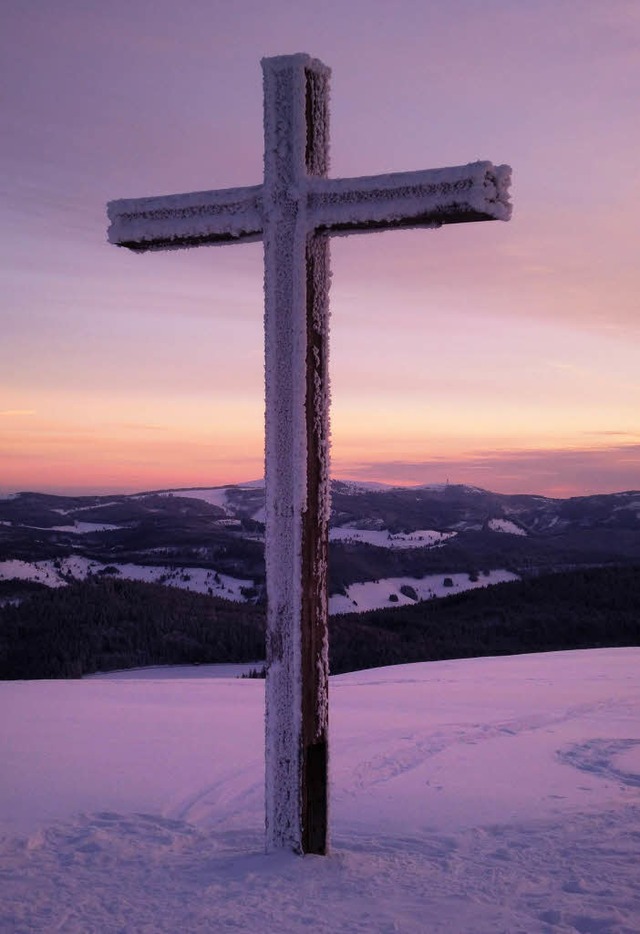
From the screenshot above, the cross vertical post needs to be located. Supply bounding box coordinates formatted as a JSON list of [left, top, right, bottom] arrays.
[[262, 56, 331, 855]]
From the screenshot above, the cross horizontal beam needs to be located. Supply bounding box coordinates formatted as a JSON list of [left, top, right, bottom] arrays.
[[107, 161, 510, 253], [309, 162, 511, 234], [107, 184, 263, 252]]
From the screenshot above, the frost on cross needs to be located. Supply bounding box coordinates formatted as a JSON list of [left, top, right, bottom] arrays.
[[107, 53, 512, 855]]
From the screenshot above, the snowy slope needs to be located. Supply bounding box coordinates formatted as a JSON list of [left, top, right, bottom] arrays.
[[488, 517, 527, 536], [329, 569, 518, 614], [0, 556, 253, 600], [0, 556, 516, 614], [329, 527, 456, 548], [156, 487, 234, 513], [1, 649, 639, 932]]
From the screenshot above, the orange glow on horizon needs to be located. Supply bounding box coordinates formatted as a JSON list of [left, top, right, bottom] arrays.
[[2, 3, 639, 500]]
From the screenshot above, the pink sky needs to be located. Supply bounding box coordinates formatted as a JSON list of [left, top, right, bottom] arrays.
[[1, 0, 639, 497]]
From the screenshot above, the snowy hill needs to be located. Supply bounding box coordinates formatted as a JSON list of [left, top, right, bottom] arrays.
[[1, 649, 639, 932], [2, 482, 640, 616]]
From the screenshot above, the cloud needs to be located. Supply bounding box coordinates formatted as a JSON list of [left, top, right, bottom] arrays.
[[580, 430, 640, 439], [0, 409, 36, 417]]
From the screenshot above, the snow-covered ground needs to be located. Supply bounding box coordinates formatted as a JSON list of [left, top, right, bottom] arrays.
[[25, 521, 124, 534], [329, 569, 519, 614], [0, 556, 516, 614], [333, 480, 397, 493], [86, 662, 263, 681], [329, 527, 456, 548], [156, 487, 234, 513], [1, 648, 639, 932], [0, 556, 253, 601], [488, 518, 527, 536], [157, 481, 265, 515]]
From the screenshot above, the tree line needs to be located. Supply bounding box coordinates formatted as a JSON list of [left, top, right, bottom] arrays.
[[0, 565, 638, 679], [329, 563, 640, 672], [0, 579, 265, 679]]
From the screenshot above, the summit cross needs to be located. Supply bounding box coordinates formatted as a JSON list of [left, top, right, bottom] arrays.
[[107, 53, 511, 856]]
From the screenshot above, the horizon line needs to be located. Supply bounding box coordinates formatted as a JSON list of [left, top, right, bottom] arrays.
[[2, 477, 640, 503]]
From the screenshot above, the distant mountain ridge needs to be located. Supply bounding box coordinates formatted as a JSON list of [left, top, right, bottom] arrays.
[[3, 479, 640, 532], [1, 482, 639, 615]]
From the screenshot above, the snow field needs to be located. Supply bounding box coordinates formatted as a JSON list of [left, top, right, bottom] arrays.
[[329, 527, 456, 548], [157, 487, 233, 513], [329, 569, 519, 614], [0, 556, 252, 601], [86, 663, 263, 681], [0, 556, 517, 615], [488, 518, 527, 536], [0, 649, 638, 932], [23, 521, 124, 534]]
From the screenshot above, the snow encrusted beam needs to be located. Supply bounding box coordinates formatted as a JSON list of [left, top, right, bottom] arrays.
[[309, 162, 512, 234], [262, 53, 330, 857], [106, 160, 510, 251], [107, 185, 263, 252]]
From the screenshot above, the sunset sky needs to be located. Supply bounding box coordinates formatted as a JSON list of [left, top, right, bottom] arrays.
[[2, 0, 639, 497]]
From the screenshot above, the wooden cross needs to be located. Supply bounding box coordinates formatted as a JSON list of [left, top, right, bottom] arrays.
[[107, 53, 511, 856]]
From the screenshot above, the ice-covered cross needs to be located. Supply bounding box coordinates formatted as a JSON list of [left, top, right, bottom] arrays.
[[107, 53, 511, 856]]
